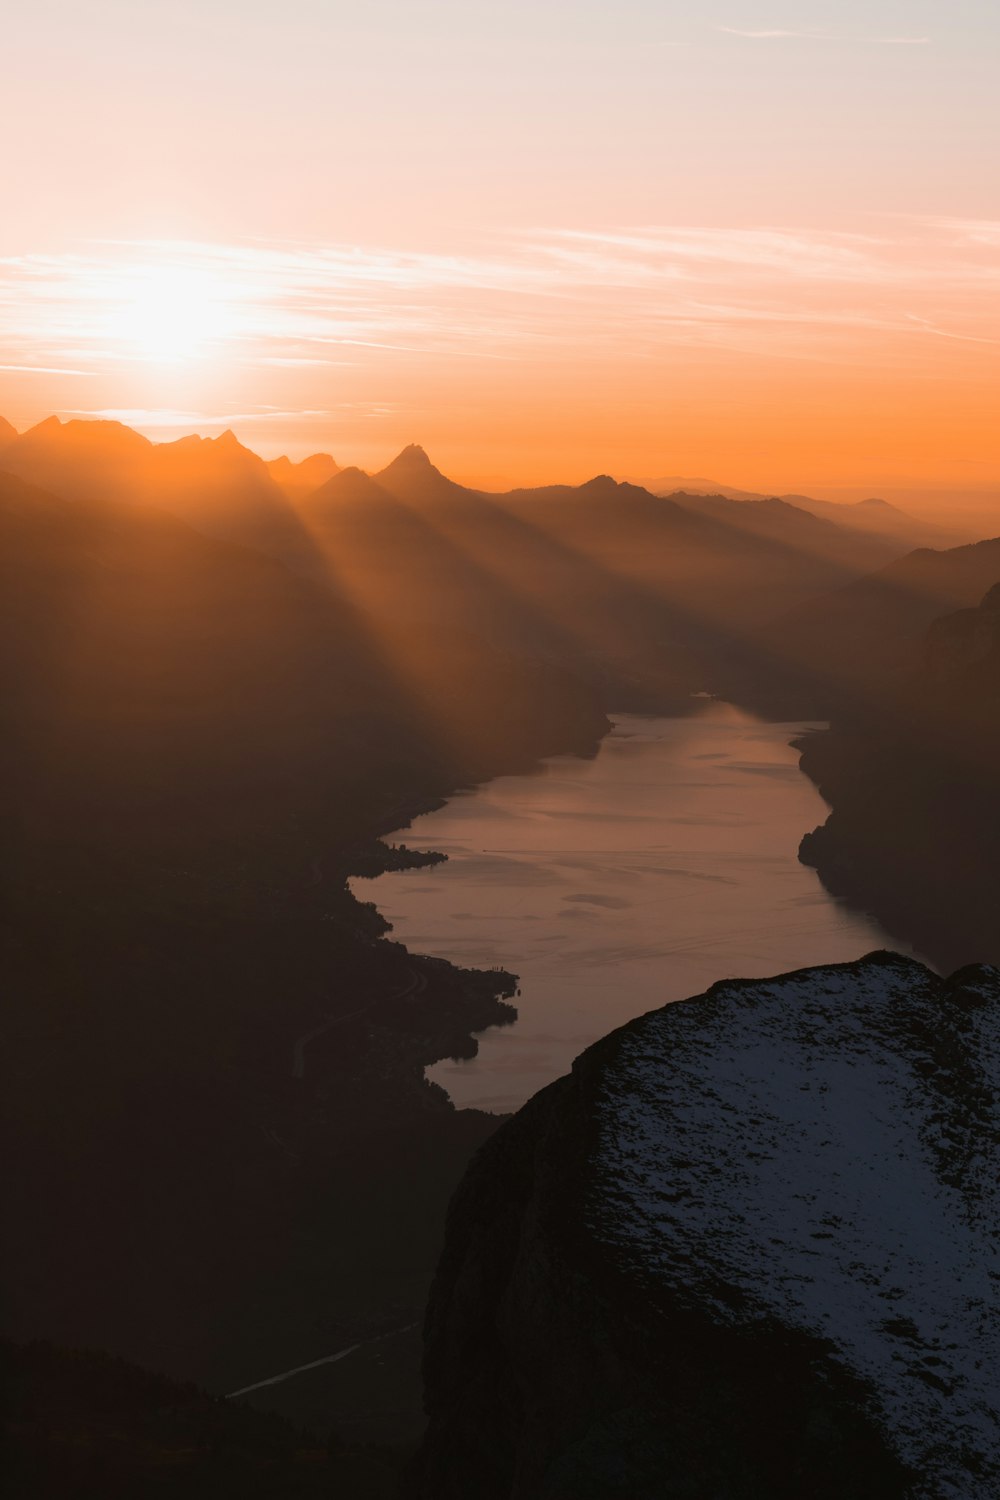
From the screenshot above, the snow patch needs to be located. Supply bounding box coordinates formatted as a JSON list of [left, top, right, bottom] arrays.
[[589, 955, 1000, 1498]]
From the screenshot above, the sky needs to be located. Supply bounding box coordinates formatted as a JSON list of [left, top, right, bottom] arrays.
[[2, 0, 998, 495]]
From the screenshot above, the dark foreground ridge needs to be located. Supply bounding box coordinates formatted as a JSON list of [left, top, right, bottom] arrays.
[[413, 952, 1000, 1499], [2, 1339, 402, 1498]]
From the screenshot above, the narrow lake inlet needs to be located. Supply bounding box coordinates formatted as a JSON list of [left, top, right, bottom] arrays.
[[352, 703, 916, 1112]]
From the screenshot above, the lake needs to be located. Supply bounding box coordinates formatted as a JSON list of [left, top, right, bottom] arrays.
[[352, 704, 917, 1112]]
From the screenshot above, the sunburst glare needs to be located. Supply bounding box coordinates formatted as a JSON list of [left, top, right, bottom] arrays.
[[105, 264, 237, 363]]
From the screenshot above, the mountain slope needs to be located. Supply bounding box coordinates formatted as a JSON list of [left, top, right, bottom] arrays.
[[415, 952, 1000, 1499], [665, 491, 899, 571], [352, 450, 911, 703], [2, 418, 950, 713], [265, 450, 340, 497], [0, 418, 319, 570], [780, 493, 969, 551], [641, 474, 967, 551], [373, 443, 478, 505], [751, 535, 1000, 710], [1, 461, 608, 1421], [796, 583, 1000, 969]]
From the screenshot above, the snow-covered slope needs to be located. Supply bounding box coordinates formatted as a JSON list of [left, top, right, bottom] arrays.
[[592, 954, 1000, 1499], [415, 952, 1000, 1500]]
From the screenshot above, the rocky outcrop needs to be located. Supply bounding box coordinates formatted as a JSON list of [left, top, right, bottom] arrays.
[[413, 953, 1000, 1499]]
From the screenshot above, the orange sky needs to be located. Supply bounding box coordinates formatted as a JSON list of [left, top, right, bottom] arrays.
[[2, 2, 998, 497]]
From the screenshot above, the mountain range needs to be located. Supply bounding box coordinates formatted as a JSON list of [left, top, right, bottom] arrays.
[[2, 407, 998, 1491], [0, 416, 935, 709], [632, 471, 971, 551]]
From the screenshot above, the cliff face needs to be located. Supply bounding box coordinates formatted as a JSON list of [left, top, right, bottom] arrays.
[[923, 582, 1000, 695], [797, 585, 1000, 971], [413, 953, 1000, 1500]]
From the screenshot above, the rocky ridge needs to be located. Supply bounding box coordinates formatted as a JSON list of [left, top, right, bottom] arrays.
[[414, 952, 999, 1499]]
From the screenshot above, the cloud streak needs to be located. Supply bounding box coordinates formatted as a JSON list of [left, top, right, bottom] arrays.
[[715, 26, 832, 40], [0, 362, 89, 376], [0, 221, 996, 389], [62, 407, 335, 428], [714, 25, 930, 45]]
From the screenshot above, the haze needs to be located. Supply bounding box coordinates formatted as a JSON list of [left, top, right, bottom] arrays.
[[2, 0, 998, 501]]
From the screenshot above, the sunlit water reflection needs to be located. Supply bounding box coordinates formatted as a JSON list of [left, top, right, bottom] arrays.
[[352, 705, 917, 1112]]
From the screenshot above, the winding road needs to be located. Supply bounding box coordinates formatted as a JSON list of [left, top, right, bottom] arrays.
[[225, 1320, 420, 1399]]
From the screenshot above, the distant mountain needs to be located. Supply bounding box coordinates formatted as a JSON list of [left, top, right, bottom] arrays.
[[302, 463, 632, 699], [757, 535, 1000, 706], [779, 493, 969, 551], [665, 492, 900, 572], [797, 583, 1000, 968], [0, 414, 17, 448], [924, 579, 1000, 697], [373, 443, 478, 504], [150, 428, 319, 565], [0, 463, 385, 850], [2, 418, 956, 709], [494, 473, 904, 637], [0, 460, 605, 849], [626, 473, 762, 500], [631, 472, 970, 552], [0, 415, 154, 501], [0, 417, 319, 571], [301, 448, 908, 707], [266, 450, 339, 497]]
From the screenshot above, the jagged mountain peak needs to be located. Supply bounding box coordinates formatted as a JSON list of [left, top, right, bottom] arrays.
[[379, 443, 437, 473], [21, 414, 152, 450], [371, 443, 477, 501], [24, 414, 63, 437], [308, 465, 384, 504]]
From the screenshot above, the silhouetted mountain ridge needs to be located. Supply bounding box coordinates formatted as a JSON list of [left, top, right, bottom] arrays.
[[795, 581, 1000, 968], [0, 457, 607, 1415], [265, 450, 339, 497], [745, 534, 1000, 713], [641, 473, 970, 551], [3, 416, 965, 715], [0, 415, 327, 573]]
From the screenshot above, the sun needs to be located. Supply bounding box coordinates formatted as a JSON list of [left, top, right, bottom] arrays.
[[110, 264, 235, 363]]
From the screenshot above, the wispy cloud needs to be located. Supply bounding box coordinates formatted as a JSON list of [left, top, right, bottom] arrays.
[[714, 25, 930, 45], [902, 314, 999, 346], [714, 25, 835, 40], [906, 217, 1000, 248], [62, 407, 334, 428], [0, 221, 996, 385], [0, 362, 89, 376]]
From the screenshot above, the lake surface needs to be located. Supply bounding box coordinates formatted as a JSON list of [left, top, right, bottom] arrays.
[[352, 704, 916, 1112]]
